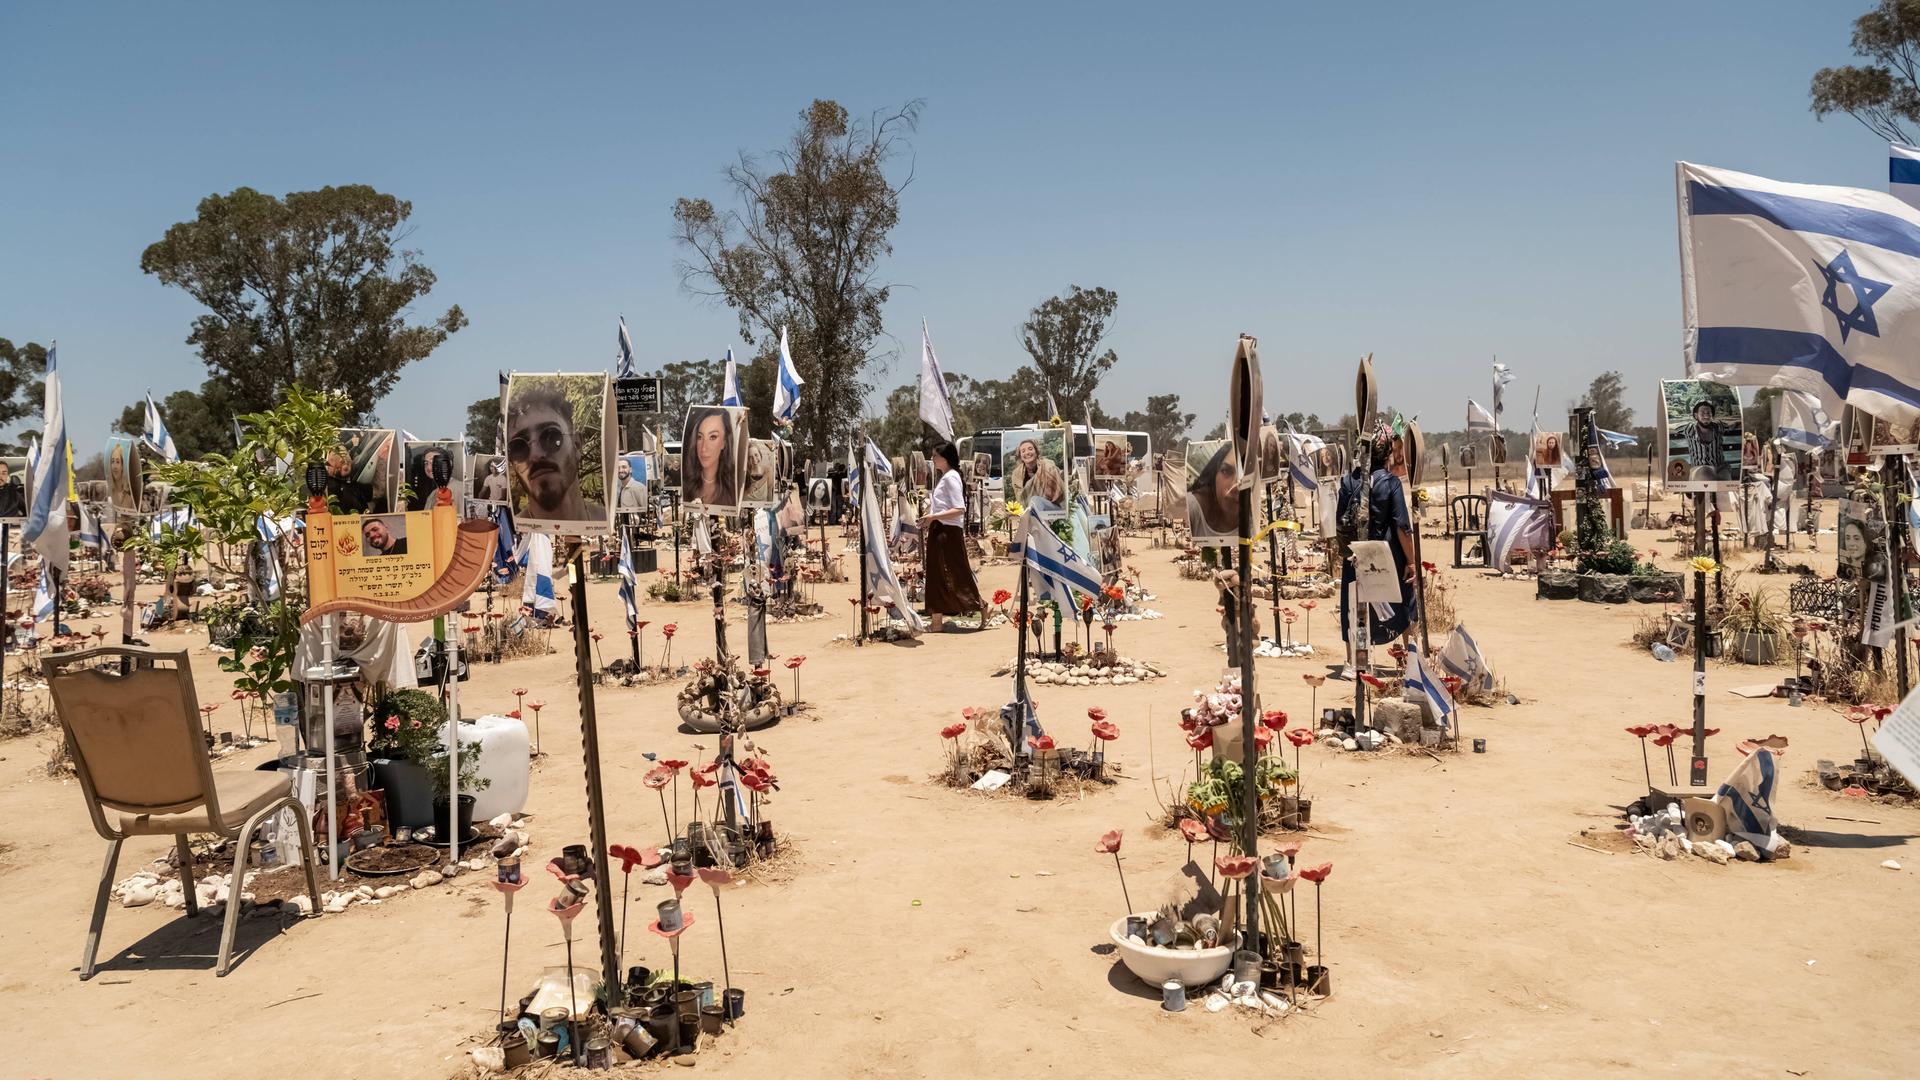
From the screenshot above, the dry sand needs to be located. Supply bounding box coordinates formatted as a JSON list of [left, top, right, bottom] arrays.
[[2, 503, 1917, 1079]]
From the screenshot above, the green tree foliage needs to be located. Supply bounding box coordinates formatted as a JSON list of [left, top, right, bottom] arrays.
[[637, 358, 725, 443], [140, 185, 467, 419], [1018, 285, 1119, 421], [113, 380, 245, 460], [1120, 394, 1196, 458], [0, 338, 48, 453], [465, 395, 499, 456], [1810, 1, 1920, 142], [1578, 370, 1635, 433], [674, 99, 922, 460]]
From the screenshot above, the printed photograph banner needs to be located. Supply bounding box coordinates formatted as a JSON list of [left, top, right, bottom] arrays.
[[1658, 379, 1742, 493]]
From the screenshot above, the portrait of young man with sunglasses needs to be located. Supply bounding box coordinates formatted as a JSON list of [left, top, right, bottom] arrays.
[[506, 379, 604, 524]]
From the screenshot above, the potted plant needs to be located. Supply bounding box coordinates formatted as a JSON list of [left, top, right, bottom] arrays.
[[369, 689, 448, 829], [430, 722, 490, 844], [1718, 588, 1786, 665]]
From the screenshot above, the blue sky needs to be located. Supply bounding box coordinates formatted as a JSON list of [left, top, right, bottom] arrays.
[[0, 1, 1893, 451]]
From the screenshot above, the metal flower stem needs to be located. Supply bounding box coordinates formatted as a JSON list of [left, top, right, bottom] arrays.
[[671, 773, 680, 839], [1637, 740, 1653, 794], [498, 897, 516, 1026], [564, 922, 578, 1016], [1312, 881, 1324, 965], [1111, 851, 1133, 915], [656, 789, 672, 839], [711, 891, 733, 1016], [615, 870, 632, 981]]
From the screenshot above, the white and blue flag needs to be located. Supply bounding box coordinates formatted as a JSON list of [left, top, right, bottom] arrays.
[[617, 532, 639, 632], [1596, 428, 1638, 447], [491, 504, 517, 583], [858, 456, 924, 633], [1771, 388, 1839, 453], [23, 345, 68, 574], [1019, 504, 1102, 611], [1680, 161, 1920, 426], [1486, 490, 1554, 568], [1285, 427, 1323, 493], [33, 564, 55, 625], [1893, 144, 1920, 212], [919, 319, 954, 441], [1404, 644, 1456, 729], [772, 324, 803, 427], [1466, 399, 1496, 433], [76, 504, 106, 550], [617, 316, 637, 378], [1437, 622, 1495, 694], [521, 531, 557, 616], [721, 349, 742, 408], [1491, 361, 1514, 427], [143, 391, 180, 462]]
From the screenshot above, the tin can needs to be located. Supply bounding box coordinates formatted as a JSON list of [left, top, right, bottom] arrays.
[[583, 1036, 611, 1069], [1161, 979, 1186, 1012], [656, 897, 682, 932]]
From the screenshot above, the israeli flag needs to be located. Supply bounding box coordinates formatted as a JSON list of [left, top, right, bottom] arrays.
[[1680, 161, 1920, 426], [23, 345, 69, 575], [1466, 399, 1496, 433], [256, 513, 301, 544], [143, 392, 180, 462], [1403, 644, 1455, 729], [1714, 747, 1781, 853], [76, 504, 106, 549], [1020, 504, 1102, 610], [863, 438, 892, 481], [772, 324, 803, 426], [617, 316, 637, 378], [1285, 428, 1322, 494], [721, 348, 742, 408], [858, 457, 924, 633], [33, 564, 55, 625], [1894, 144, 1920, 212], [1492, 361, 1514, 424], [150, 505, 195, 540], [521, 531, 557, 615], [1771, 388, 1838, 453], [617, 531, 639, 632], [1486, 490, 1554, 568], [1437, 622, 1495, 693], [1581, 424, 1616, 492], [918, 319, 954, 441]]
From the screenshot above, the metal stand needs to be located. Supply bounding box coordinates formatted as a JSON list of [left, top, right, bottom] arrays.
[[1690, 500, 1708, 787], [565, 545, 622, 997], [1235, 482, 1259, 939]]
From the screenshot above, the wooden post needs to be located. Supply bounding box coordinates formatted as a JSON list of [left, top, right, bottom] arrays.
[[565, 546, 622, 996]]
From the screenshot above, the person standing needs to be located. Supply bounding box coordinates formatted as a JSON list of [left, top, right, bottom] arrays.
[[920, 442, 984, 632], [1337, 426, 1418, 659]]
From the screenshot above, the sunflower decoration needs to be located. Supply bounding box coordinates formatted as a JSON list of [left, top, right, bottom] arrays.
[[1689, 555, 1721, 575]]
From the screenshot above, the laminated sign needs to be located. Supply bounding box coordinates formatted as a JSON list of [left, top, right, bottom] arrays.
[[302, 492, 495, 625]]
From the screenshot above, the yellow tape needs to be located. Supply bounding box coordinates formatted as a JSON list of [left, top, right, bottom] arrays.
[[1241, 520, 1303, 546]]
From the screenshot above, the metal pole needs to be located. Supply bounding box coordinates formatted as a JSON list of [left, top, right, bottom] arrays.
[[444, 614, 462, 870], [857, 431, 869, 645], [1353, 441, 1372, 728], [1710, 495, 1724, 607], [565, 545, 622, 998], [1236, 483, 1259, 941], [1886, 455, 1912, 700], [322, 614, 339, 880], [1, 523, 9, 724], [1690, 500, 1708, 787]]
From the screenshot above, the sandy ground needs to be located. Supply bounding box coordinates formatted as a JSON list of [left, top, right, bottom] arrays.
[[2, 497, 1917, 1079]]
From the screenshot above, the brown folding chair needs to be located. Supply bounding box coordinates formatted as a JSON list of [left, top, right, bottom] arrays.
[[45, 645, 320, 979]]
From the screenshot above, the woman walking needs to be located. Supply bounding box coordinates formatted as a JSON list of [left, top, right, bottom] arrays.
[[920, 442, 985, 632]]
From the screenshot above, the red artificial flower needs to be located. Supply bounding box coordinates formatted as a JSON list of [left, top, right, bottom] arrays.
[[1253, 726, 1275, 750], [1301, 600, 1317, 610], [1359, 672, 1387, 691], [1700, 728, 1721, 738], [1625, 725, 1655, 738], [1178, 818, 1210, 844], [941, 722, 968, 741], [697, 867, 733, 889], [1087, 707, 1108, 723], [663, 624, 678, 638], [1421, 561, 1437, 574], [1871, 705, 1894, 721], [848, 597, 859, 606], [752, 667, 771, 678], [507, 710, 521, 720], [667, 871, 695, 895], [992, 589, 1012, 606], [1286, 727, 1314, 748], [643, 767, 672, 790], [528, 700, 545, 712], [1845, 707, 1872, 725], [1215, 854, 1258, 880], [1298, 862, 1332, 883], [697, 762, 720, 778], [691, 770, 715, 789], [1091, 720, 1119, 742], [1186, 728, 1214, 752], [512, 687, 528, 697], [786, 656, 805, 669], [1095, 829, 1123, 854], [591, 631, 604, 642], [1652, 733, 1675, 748], [1275, 840, 1304, 859], [1302, 673, 1326, 687], [635, 620, 650, 631], [609, 844, 643, 873], [661, 759, 689, 773], [1027, 735, 1057, 753], [740, 772, 770, 793], [1260, 709, 1287, 731]]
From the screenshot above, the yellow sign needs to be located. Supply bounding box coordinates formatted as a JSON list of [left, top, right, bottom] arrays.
[[302, 497, 495, 625]]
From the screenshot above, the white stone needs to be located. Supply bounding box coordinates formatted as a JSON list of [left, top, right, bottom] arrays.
[[1882, 859, 1902, 871], [122, 884, 157, 907], [1341, 737, 1358, 751], [323, 897, 351, 914], [288, 895, 313, 916], [489, 812, 515, 829], [410, 870, 444, 889], [374, 886, 401, 900], [353, 885, 375, 899], [642, 868, 669, 886], [1693, 841, 1730, 865]]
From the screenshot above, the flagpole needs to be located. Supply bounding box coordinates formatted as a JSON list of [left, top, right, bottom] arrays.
[[1885, 454, 1913, 700], [857, 428, 869, 646]]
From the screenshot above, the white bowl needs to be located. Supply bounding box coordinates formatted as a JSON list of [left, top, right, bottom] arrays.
[[1108, 915, 1237, 989]]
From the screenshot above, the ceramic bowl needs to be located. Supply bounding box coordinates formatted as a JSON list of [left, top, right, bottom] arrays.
[[1109, 914, 1237, 989]]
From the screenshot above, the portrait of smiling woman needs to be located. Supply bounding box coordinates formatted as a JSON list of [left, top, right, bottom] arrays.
[[681, 404, 747, 509], [504, 372, 613, 533]]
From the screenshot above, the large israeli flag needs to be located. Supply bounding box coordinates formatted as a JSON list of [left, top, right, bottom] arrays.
[[521, 531, 557, 615], [1284, 426, 1322, 493], [1679, 161, 1920, 426], [617, 316, 637, 378], [1466, 399, 1496, 432], [721, 348, 742, 408], [143, 391, 179, 462], [771, 324, 803, 427], [919, 319, 955, 442], [1893, 144, 1920, 212], [23, 345, 68, 574], [1020, 504, 1102, 610], [1771, 388, 1838, 452]]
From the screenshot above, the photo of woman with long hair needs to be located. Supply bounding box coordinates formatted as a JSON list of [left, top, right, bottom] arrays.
[[681, 405, 746, 509], [1004, 434, 1065, 506], [1186, 440, 1239, 541]]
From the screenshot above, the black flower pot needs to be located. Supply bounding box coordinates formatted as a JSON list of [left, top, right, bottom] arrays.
[[373, 758, 436, 828], [432, 793, 476, 845]]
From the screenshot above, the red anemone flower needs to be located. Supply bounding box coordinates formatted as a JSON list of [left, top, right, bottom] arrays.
[[1178, 818, 1210, 844], [1261, 709, 1287, 731], [740, 772, 770, 793], [1359, 672, 1387, 691], [1286, 728, 1314, 748], [635, 620, 650, 631], [609, 844, 644, 873], [697, 867, 732, 889], [991, 589, 1012, 607], [643, 767, 672, 790], [661, 759, 689, 773], [1091, 720, 1119, 742], [1186, 728, 1214, 752], [691, 770, 715, 789], [1215, 854, 1258, 880], [1027, 734, 1057, 753], [1652, 733, 1675, 748], [1253, 726, 1276, 750], [786, 655, 806, 669], [1871, 705, 1894, 721], [511, 687, 528, 697], [1298, 862, 1333, 883], [591, 630, 604, 642], [752, 667, 771, 678], [1625, 725, 1655, 738], [1095, 829, 1123, 854], [1087, 706, 1108, 723], [1302, 673, 1326, 687], [1275, 840, 1304, 859], [941, 722, 967, 741], [663, 624, 678, 638]]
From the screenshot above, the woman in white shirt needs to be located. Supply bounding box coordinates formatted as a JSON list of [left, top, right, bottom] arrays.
[[919, 441, 984, 632]]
